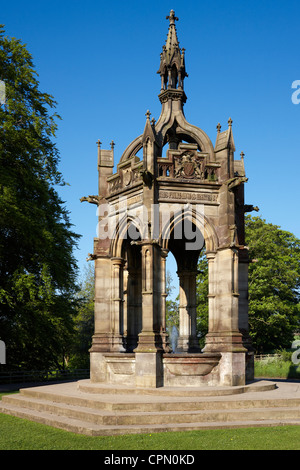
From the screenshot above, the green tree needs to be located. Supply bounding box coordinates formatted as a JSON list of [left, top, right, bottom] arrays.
[[0, 26, 80, 369], [165, 270, 179, 331], [246, 216, 300, 353], [69, 264, 95, 369], [196, 216, 300, 354], [196, 248, 209, 349]]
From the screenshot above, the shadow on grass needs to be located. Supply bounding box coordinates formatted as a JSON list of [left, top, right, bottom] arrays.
[[288, 364, 300, 379]]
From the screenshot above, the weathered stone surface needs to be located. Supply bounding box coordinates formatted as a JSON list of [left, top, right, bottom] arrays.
[[2, 381, 300, 436]]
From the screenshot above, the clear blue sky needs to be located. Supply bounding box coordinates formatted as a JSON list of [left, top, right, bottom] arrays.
[[2, 0, 300, 284]]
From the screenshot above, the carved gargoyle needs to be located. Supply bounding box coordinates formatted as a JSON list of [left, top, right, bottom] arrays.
[[80, 195, 105, 205], [226, 176, 248, 191], [86, 253, 97, 261], [244, 205, 259, 213], [140, 169, 153, 187]]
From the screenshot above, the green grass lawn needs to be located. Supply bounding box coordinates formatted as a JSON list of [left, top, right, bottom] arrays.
[[255, 360, 300, 379], [0, 392, 299, 450]]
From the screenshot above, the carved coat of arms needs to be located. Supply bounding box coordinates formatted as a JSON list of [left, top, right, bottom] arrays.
[[174, 152, 203, 179]]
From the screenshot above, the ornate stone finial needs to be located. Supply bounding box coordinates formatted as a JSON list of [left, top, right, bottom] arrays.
[[166, 9, 178, 25], [110, 140, 115, 150], [158, 9, 187, 98], [216, 123, 221, 133], [151, 117, 156, 127], [96, 139, 102, 148], [145, 110, 151, 120], [240, 151, 245, 160], [228, 117, 233, 127]]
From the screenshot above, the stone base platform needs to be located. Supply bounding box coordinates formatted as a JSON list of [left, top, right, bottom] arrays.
[[1, 380, 300, 436], [78, 378, 275, 396]]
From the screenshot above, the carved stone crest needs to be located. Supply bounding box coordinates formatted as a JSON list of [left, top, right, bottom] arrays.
[[174, 152, 203, 179], [183, 160, 195, 177]]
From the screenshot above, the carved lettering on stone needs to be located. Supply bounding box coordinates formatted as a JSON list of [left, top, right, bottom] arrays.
[[160, 190, 218, 203]]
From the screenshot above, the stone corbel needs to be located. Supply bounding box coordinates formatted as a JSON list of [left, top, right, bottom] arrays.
[[244, 204, 259, 213], [226, 176, 248, 191], [80, 195, 106, 205], [86, 253, 98, 261]]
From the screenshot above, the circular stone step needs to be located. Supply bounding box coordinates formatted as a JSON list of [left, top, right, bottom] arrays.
[[77, 379, 277, 397]]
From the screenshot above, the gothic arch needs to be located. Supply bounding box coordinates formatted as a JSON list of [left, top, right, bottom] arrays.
[[120, 137, 143, 162], [110, 213, 145, 258], [160, 206, 219, 254]]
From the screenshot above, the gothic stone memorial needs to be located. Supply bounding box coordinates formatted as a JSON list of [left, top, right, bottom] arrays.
[[81, 11, 255, 388]]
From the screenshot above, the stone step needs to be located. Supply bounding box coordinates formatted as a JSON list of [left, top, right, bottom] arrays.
[[17, 387, 300, 413], [2, 392, 300, 427], [1, 380, 299, 436], [1, 401, 300, 436], [77, 379, 277, 397]]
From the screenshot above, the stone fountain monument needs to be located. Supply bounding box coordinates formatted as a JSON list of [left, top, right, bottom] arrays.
[[81, 10, 255, 388]]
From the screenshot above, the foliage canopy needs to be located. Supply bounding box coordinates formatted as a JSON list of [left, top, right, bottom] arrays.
[[196, 215, 300, 353], [246, 215, 300, 352], [0, 26, 80, 369]]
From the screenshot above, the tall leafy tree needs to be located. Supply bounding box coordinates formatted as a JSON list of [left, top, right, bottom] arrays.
[[196, 248, 208, 349], [246, 216, 300, 353], [0, 26, 80, 369], [196, 216, 300, 353], [69, 264, 95, 369], [165, 270, 179, 331]]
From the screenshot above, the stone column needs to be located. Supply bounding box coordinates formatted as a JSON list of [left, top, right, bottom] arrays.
[[122, 264, 128, 349], [177, 270, 200, 352], [111, 257, 125, 352], [177, 270, 189, 352], [203, 248, 247, 386], [125, 270, 134, 352], [90, 256, 113, 382], [90, 256, 113, 353], [126, 268, 142, 352], [188, 271, 201, 352], [134, 242, 163, 387], [206, 252, 216, 339], [160, 249, 171, 352], [238, 249, 254, 381]]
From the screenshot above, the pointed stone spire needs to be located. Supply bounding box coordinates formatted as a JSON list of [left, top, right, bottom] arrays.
[[142, 109, 158, 176], [142, 109, 157, 144], [157, 10, 187, 94], [164, 10, 180, 67]]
